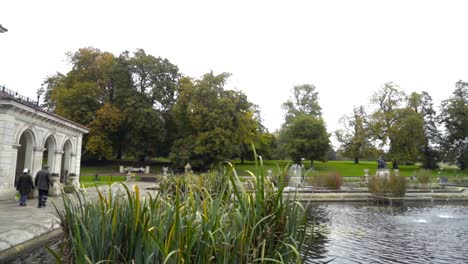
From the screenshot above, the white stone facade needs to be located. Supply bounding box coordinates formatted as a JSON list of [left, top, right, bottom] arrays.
[[0, 97, 88, 200]]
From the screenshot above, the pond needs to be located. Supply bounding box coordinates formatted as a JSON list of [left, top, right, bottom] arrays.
[[306, 203, 468, 263]]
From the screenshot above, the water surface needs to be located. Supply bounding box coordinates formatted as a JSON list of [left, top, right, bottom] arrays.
[[306, 203, 468, 263]]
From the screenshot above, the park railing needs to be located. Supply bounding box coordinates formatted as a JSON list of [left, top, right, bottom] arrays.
[[0, 85, 40, 109]]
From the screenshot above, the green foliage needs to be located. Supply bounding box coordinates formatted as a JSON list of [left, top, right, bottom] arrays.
[[279, 84, 330, 165], [282, 84, 322, 124], [282, 114, 330, 165], [413, 169, 432, 188], [313, 171, 343, 190], [41, 47, 180, 161], [336, 106, 374, 163], [389, 107, 425, 165], [439, 80, 468, 170], [85, 103, 123, 159], [53, 161, 313, 263], [368, 174, 407, 197], [170, 73, 260, 168]]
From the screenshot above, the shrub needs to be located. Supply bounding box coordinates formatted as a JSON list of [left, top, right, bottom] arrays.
[[313, 171, 343, 190], [368, 173, 407, 197], [413, 169, 432, 188]]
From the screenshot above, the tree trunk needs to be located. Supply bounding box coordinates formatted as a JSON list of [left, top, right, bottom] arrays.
[[116, 144, 122, 160], [354, 157, 359, 164], [310, 160, 314, 167], [392, 160, 399, 169]]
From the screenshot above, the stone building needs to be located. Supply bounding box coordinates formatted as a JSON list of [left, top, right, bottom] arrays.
[[0, 87, 89, 200]]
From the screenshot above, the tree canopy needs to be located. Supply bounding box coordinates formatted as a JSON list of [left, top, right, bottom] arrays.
[[440, 81, 468, 170], [40, 47, 179, 161], [169, 73, 260, 168], [335, 106, 374, 164], [279, 84, 330, 166]]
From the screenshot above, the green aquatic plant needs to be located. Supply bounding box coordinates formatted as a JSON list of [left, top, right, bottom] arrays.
[[52, 155, 313, 263]]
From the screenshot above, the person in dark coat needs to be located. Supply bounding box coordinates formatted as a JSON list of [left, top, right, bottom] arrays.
[[16, 168, 34, 206], [35, 165, 52, 208]]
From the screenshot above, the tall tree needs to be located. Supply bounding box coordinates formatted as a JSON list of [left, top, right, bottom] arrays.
[[39, 47, 180, 160], [369, 82, 406, 168], [439, 81, 468, 170], [335, 106, 373, 164], [170, 73, 259, 168], [407, 91, 440, 169], [282, 84, 322, 125], [280, 84, 329, 166], [127, 49, 180, 158], [388, 107, 425, 165], [282, 114, 330, 165]]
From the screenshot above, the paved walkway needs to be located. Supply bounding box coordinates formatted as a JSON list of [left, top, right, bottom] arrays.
[[0, 182, 467, 262]]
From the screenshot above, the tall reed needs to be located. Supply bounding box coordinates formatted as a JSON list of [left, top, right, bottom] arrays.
[[52, 156, 313, 263]]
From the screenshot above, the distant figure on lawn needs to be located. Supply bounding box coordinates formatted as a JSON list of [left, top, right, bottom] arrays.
[[35, 165, 52, 208], [16, 168, 34, 206], [377, 156, 387, 169]]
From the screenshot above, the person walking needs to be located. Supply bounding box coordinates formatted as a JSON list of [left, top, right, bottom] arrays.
[[35, 165, 52, 208], [16, 168, 34, 206]]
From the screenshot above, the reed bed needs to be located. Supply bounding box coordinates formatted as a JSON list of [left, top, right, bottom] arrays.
[[52, 157, 313, 263]]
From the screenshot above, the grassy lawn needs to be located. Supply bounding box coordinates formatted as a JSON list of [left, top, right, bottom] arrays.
[[78, 160, 468, 184], [79, 175, 127, 188], [231, 160, 468, 179]]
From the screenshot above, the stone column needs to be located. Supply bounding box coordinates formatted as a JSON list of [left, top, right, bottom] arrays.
[[74, 136, 83, 179], [54, 150, 64, 181], [29, 146, 45, 198], [32, 147, 45, 178], [0, 144, 19, 200], [70, 153, 77, 174], [0, 113, 19, 200]]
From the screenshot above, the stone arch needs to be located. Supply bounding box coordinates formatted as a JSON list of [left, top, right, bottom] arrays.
[[14, 124, 38, 146], [42, 134, 57, 172], [59, 136, 75, 154], [14, 129, 36, 184]]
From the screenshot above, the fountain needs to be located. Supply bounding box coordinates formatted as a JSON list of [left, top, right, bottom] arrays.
[[283, 164, 314, 192], [288, 164, 304, 188]]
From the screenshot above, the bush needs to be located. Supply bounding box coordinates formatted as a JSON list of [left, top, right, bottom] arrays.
[[313, 171, 343, 190], [368, 173, 407, 197], [413, 169, 432, 188]]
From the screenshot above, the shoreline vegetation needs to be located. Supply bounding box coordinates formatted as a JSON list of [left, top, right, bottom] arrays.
[[53, 158, 315, 263]]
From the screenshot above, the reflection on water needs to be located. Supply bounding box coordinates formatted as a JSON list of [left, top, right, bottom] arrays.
[[305, 203, 468, 264]]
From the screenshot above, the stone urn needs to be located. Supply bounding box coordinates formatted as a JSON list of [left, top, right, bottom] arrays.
[[64, 173, 79, 193], [184, 163, 192, 174], [49, 173, 61, 196]]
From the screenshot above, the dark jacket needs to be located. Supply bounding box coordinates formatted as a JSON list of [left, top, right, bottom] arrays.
[[16, 173, 34, 195], [35, 169, 52, 190]]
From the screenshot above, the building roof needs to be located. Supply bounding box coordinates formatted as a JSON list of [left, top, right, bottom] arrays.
[[0, 25, 7, 33], [0, 87, 89, 133]]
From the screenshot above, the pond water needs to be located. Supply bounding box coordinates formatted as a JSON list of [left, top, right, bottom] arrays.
[[306, 203, 468, 263]]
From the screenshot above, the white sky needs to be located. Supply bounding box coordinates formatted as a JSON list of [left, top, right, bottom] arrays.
[[1, 0, 468, 140]]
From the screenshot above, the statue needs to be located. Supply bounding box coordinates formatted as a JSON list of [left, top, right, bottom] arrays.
[[377, 156, 387, 169]]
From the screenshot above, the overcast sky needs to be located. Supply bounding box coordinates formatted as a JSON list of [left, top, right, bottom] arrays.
[[1, 0, 468, 141]]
